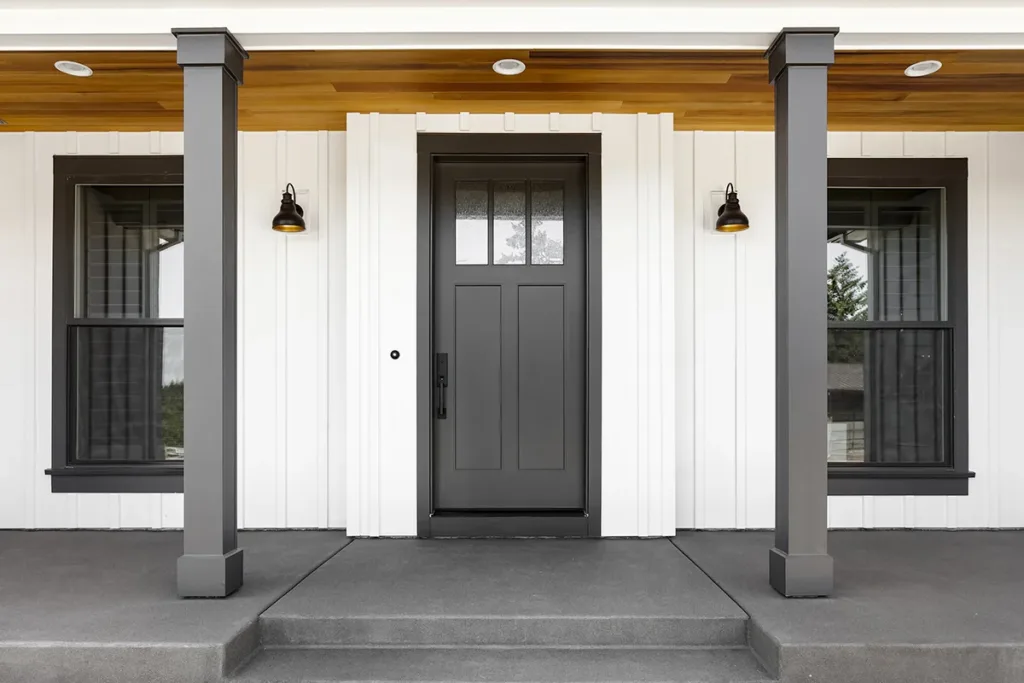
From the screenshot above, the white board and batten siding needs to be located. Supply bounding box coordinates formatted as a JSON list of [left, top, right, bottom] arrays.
[[2, 124, 1023, 532], [0, 131, 347, 530], [344, 113, 677, 537], [676, 130, 1024, 530]]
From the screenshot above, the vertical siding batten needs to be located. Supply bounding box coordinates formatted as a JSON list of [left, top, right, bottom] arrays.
[[733, 135, 748, 529], [600, 115, 640, 535], [658, 114, 677, 536], [316, 130, 332, 529], [236, 132, 248, 530], [0, 134, 32, 529], [377, 115, 417, 536], [674, 131, 696, 530], [989, 133, 1024, 526], [736, 132, 776, 529], [327, 131, 347, 529], [636, 114, 651, 536]]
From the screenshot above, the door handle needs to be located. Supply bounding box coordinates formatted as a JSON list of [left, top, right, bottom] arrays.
[[435, 353, 448, 419]]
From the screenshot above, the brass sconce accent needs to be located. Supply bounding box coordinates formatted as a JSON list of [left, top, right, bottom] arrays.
[[716, 183, 749, 233]]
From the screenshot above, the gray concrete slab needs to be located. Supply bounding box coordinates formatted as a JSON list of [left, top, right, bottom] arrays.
[[0, 530, 349, 683], [673, 530, 1024, 683], [232, 646, 772, 683], [263, 539, 749, 647]]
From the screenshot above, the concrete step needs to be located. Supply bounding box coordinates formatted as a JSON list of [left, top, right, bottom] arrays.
[[259, 614, 749, 647], [230, 646, 773, 683]]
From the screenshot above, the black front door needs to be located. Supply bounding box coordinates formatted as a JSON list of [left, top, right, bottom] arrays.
[[432, 160, 587, 513]]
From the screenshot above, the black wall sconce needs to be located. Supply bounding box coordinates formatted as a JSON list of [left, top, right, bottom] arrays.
[[716, 183, 749, 233], [272, 183, 305, 233]]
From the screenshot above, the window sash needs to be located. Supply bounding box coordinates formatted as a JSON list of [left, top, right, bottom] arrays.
[[67, 323, 184, 466], [825, 159, 967, 488]]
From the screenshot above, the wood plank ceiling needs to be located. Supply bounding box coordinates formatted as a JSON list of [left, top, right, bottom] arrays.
[[1, 49, 1023, 131]]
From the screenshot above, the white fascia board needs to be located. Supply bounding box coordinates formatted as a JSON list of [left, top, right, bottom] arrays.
[[2, 4, 1024, 50]]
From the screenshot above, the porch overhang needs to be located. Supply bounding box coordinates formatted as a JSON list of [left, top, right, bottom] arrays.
[[4, 1, 1024, 52]]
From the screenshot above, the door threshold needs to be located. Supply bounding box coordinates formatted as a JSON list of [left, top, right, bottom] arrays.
[[426, 511, 592, 538], [433, 509, 585, 518]]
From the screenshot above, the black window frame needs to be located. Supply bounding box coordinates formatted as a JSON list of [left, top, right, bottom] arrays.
[[48, 155, 185, 493], [827, 157, 973, 496]]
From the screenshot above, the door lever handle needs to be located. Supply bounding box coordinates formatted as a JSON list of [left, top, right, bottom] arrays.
[[435, 353, 448, 419]]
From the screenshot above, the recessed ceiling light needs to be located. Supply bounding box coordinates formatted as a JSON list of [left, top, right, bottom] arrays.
[[905, 60, 942, 78], [55, 60, 93, 77], [493, 58, 526, 76]]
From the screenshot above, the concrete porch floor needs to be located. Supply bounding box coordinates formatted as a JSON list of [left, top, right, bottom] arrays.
[[1, 530, 1022, 682], [673, 530, 1024, 683], [0, 530, 351, 682]]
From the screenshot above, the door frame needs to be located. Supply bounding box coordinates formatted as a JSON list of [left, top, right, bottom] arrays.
[[416, 133, 602, 538]]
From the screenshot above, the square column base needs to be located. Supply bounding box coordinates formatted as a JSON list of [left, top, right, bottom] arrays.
[[769, 547, 833, 598], [177, 547, 244, 598]]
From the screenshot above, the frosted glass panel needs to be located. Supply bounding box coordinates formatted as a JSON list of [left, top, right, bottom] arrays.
[[456, 182, 488, 265], [494, 181, 526, 265], [531, 182, 564, 265]]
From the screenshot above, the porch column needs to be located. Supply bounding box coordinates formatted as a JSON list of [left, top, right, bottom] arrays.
[[173, 27, 248, 598], [765, 27, 837, 598]]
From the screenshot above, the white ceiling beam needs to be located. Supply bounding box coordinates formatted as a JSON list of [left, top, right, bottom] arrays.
[[3, 4, 1024, 50]]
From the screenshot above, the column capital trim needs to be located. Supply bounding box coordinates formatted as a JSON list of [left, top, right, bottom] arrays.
[[172, 27, 248, 84], [765, 27, 839, 83]]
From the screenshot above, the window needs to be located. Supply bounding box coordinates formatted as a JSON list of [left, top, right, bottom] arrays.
[[49, 156, 184, 493], [826, 158, 972, 496], [454, 179, 566, 266]]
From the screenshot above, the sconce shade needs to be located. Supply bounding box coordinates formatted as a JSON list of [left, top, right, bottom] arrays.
[[272, 183, 305, 233], [716, 183, 749, 233]]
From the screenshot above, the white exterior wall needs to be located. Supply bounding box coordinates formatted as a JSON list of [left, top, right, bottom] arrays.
[[676, 130, 1024, 530], [0, 131, 347, 530], [2, 126, 1022, 531]]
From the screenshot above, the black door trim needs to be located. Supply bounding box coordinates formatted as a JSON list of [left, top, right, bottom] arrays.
[[416, 133, 602, 538]]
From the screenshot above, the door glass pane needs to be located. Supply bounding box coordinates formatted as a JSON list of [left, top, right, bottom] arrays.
[[827, 188, 944, 322], [827, 328, 949, 465], [455, 181, 488, 265], [77, 186, 184, 319], [494, 181, 526, 265], [531, 182, 564, 265], [72, 325, 184, 463]]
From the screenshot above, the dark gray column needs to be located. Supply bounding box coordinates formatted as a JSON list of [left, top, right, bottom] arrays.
[[173, 27, 248, 598], [765, 27, 837, 598]]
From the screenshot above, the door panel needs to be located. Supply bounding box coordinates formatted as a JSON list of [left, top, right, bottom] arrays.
[[518, 285, 565, 471], [453, 285, 502, 471], [433, 160, 586, 511]]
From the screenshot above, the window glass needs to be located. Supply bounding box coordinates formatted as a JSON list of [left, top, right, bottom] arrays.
[[455, 181, 488, 265], [72, 327, 184, 463], [530, 182, 564, 265], [827, 328, 949, 464], [827, 188, 943, 322], [494, 181, 526, 265], [826, 187, 950, 466], [77, 186, 184, 319], [71, 184, 184, 464]]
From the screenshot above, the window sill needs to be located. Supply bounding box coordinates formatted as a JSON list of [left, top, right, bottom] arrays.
[[46, 466, 183, 493], [828, 467, 975, 496]]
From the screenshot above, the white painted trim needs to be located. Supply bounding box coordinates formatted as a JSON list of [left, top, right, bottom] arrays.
[[343, 112, 676, 537], [5, 2, 1024, 50]]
